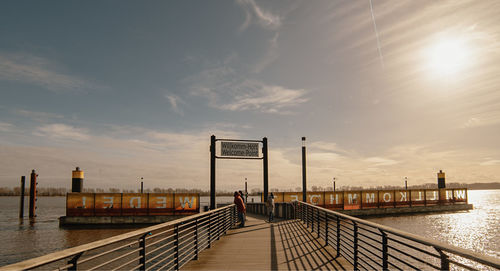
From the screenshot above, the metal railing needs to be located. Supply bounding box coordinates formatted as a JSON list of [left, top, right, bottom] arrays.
[[1, 205, 236, 271], [295, 201, 500, 271], [246, 202, 295, 220]]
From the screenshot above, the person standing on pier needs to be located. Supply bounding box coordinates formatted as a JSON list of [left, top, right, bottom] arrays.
[[266, 192, 275, 223], [234, 191, 246, 227]]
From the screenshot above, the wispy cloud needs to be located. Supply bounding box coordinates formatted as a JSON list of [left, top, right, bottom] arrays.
[[363, 157, 399, 166], [34, 123, 90, 141], [186, 62, 308, 114], [218, 81, 307, 114], [165, 94, 185, 115], [237, 0, 281, 31], [0, 122, 14, 132], [0, 53, 102, 93], [14, 109, 64, 122], [480, 159, 500, 166]]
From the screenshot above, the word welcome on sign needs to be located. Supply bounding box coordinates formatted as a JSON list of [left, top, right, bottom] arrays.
[[264, 189, 467, 210], [66, 193, 200, 216], [220, 141, 259, 157]]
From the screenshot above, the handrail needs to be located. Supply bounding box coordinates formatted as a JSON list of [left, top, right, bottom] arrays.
[[1, 204, 237, 271], [295, 201, 500, 270]]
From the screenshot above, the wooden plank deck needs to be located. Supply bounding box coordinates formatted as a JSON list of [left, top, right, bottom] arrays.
[[182, 214, 353, 271]]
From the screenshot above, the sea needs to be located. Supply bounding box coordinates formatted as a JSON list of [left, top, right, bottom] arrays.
[[0, 191, 498, 267]]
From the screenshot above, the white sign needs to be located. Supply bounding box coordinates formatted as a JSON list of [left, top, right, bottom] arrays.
[[221, 141, 259, 157]]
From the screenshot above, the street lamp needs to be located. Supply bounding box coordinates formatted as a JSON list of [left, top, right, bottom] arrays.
[[301, 137, 307, 202], [333, 177, 336, 192], [140, 177, 144, 193]]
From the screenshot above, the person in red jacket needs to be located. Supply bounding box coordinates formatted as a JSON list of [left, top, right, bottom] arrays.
[[234, 191, 246, 227]]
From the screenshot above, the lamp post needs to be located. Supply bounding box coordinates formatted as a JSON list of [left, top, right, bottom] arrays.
[[333, 177, 336, 192], [244, 178, 248, 203], [405, 177, 408, 190], [302, 137, 307, 202], [140, 177, 144, 193]]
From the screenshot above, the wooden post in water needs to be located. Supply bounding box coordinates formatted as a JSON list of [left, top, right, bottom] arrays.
[[29, 170, 37, 218], [19, 176, 25, 218]]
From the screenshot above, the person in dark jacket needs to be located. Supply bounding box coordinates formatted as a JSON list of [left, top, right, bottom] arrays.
[[234, 191, 246, 227]]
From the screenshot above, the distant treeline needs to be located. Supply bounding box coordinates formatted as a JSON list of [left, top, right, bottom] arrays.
[[1, 182, 499, 196]]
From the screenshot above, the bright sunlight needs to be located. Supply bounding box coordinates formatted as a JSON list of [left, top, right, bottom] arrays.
[[425, 38, 471, 77]]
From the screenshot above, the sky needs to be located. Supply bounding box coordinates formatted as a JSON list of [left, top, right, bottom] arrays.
[[1, 0, 500, 192]]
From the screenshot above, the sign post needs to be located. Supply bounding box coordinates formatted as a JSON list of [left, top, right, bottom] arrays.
[[209, 135, 268, 209]]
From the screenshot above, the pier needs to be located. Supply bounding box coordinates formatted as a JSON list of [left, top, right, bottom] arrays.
[[2, 201, 499, 271]]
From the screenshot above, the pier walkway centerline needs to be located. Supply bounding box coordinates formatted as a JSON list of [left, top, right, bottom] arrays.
[[182, 214, 352, 271]]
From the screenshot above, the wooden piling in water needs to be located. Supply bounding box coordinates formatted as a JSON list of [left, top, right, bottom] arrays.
[[29, 170, 37, 218], [19, 176, 25, 218]]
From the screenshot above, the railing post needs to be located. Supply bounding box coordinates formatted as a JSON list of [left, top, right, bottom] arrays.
[[175, 225, 179, 270], [353, 222, 358, 270], [317, 208, 320, 238], [436, 248, 450, 271], [194, 218, 199, 260], [217, 210, 221, 240], [336, 216, 341, 258], [380, 230, 388, 271], [139, 232, 151, 270], [224, 208, 228, 235], [67, 252, 83, 271], [208, 212, 212, 248], [325, 212, 329, 246], [306, 205, 309, 228]]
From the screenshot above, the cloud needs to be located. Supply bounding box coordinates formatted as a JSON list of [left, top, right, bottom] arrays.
[[0, 53, 102, 93], [480, 160, 500, 166], [14, 109, 64, 121], [165, 94, 185, 115], [186, 63, 308, 114], [237, 0, 281, 31], [219, 81, 308, 113], [0, 122, 14, 132], [253, 33, 280, 73], [34, 124, 90, 141], [364, 157, 399, 166]]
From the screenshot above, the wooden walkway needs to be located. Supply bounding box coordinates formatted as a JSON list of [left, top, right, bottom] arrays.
[[182, 214, 353, 271]]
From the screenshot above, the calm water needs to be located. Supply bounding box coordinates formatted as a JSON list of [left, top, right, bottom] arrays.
[[0, 191, 498, 266], [365, 190, 500, 259]]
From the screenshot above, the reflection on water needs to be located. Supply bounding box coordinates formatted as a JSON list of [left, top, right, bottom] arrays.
[[0, 191, 498, 266], [365, 190, 500, 259]]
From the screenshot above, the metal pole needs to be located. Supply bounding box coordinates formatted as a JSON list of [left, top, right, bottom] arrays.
[[29, 170, 37, 218], [210, 135, 216, 210], [333, 177, 336, 192], [405, 177, 408, 190], [263, 137, 269, 203], [244, 179, 248, 203], [19, 176, 25, 218], [140, 177, 144, 193], [302, 137, 307, 202]]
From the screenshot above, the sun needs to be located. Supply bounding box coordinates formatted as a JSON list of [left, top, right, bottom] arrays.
[[425, 38, 470, 76]]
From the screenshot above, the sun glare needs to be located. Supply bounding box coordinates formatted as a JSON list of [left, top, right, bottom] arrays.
[[426, 38, 470, 76]]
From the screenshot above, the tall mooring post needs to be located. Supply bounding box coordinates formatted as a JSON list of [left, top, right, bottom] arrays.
[[210, 135, 216, 210], [263, 137, 269, 203], [19, 176, 25, 218], [72, 167, 84, 192], [438, 170, 446, 204], [302, 137, 307, 202], [437, 170, 445, 188], [29, 170, 37, 218]]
